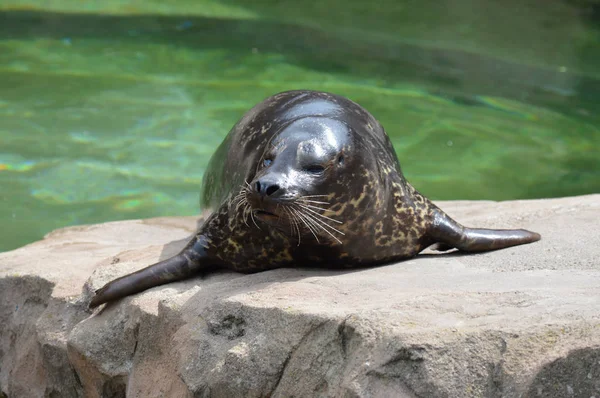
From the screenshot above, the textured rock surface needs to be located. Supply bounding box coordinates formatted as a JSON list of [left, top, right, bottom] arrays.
[[1, 195, 599, 398]]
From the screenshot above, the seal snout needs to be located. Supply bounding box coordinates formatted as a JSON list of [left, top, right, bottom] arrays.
[[251, 173, 288, 202], [248, 175, 290, 223], [255, 179, 281, 198]]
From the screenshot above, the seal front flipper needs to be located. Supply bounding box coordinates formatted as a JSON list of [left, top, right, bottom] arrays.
[[89, 235, 214, 308], [427, 207, 541, 253]]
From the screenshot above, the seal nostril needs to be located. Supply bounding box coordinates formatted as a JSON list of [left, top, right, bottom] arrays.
[[255, 180, 279, 196], [265, 184, 280, 196]]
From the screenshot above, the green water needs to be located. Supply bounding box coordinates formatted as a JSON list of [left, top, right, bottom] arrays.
[[1, 1, 599, 252]]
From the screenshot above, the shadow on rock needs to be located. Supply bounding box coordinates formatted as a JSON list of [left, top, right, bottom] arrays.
[[525, 348, 600, 398]]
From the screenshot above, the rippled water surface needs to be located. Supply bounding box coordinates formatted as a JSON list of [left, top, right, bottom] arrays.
[[1, 0, 599, 251]]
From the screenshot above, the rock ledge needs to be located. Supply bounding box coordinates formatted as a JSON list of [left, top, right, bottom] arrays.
[[1, 195, 599, 397]]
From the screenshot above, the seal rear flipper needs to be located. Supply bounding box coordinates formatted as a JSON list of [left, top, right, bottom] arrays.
[[89, 235, 212, 308], [428, 208, 541, 253]]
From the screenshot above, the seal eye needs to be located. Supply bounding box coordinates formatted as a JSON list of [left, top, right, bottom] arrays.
[[305, 165, 325, 174], [337, 155, 344, 165], [263, 158, 272, 167]]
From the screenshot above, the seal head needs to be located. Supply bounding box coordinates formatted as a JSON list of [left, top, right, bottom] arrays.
[[247, 117, 351, 232]]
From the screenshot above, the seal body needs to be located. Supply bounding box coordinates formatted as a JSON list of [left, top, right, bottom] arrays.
[[90, 90, 541, 308]]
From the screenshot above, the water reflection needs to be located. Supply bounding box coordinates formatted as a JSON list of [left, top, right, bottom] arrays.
[[0, 2, 598, 251]]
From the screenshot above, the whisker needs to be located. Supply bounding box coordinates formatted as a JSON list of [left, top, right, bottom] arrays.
[[294, 202, 331, 212], [232, 191, 244, 201], [284, 208, 295, 236], [295, 203, 343, 224], [296, 199, 330, 205], [240, 190, 251, 227], [300, 212, 341, 244], [284, 207, 302, 246], [299, 195, 330, 199], [301, 214, 321, 244], [234, 194, 247, 212], [291, 207, 320, 243], [299, 210, 344, 244], [300, 209, 345, 236], [292, 214, 302, 245], [293, 205, 344, 243], [249, 210, 261, 230], [233, 184, 250, 210], [242, 205, 250, 227], [296, 206, 337, 242]]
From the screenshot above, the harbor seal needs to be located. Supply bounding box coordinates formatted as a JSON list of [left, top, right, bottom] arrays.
[[89, 90, 541, 308]]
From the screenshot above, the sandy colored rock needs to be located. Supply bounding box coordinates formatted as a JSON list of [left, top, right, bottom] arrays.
[[1, 195, 599, 397]]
